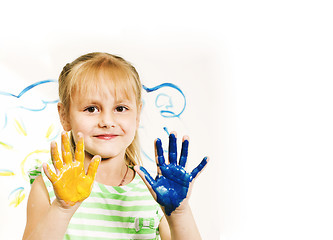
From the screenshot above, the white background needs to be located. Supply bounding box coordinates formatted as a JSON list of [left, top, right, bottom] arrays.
[[0, 0, 332, 240]]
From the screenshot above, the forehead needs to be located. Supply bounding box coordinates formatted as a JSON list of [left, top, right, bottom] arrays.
[[72, 80, 136, 105], [71, 64, 137, 103]]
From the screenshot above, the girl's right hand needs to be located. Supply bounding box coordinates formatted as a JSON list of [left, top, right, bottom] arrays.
[[43, 132, 100, 208]]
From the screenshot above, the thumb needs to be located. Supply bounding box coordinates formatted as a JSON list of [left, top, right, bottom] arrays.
[[86, 155, 101, 179], [134, 165, 157, 200], [190, 157, 209, 182], [42, 162, 58, 184]]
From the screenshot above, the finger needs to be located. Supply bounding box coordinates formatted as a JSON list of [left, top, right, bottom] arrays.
[[42, 162, 58, 184], [154, 140, 162, 175], [168, 133, 177, 165], [179, 137, 189, 168], [190, 157, 209, 182], [86, 155, 101, 179], [75, 133, 84, 164], [50, 141, 63, 173], [134, 165, 157, 199], [137, 166, 156, 189], [155, 138, 166, 167], [61, 131, 72, 165]]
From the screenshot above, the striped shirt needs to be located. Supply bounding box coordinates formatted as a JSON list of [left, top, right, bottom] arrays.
[[40, 171, 163, 240]]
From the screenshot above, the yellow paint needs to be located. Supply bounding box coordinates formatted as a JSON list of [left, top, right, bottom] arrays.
[[46, 132, 100, 205], [9, 193, 26, 207], [9, 188, 25, 207], [20, 149, 49, 182], [14, 119, 27, 136], [0, 141, 13, 150], [0, 170, 14, 176], [45, 124, 55, 139]]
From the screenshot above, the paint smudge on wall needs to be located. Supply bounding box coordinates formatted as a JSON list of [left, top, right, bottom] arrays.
[[0, 79, 58, 129], [20, 149, 50, 182], [0, 79, 60, 207], [0, 141, 13, 150], [142, 83, 186, 118], [14, 118, 27, 136], [8, 187, 25, 207], [0, 169, 15, 176]]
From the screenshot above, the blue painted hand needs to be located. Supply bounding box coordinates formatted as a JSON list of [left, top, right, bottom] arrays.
[[137, 133, 208, 216]]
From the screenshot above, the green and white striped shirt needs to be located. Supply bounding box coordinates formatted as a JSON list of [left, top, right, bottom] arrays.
[[41, 171, 163, 240]]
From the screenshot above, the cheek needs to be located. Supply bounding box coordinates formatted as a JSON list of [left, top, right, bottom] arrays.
[[71, 117, 94, 135], [119, 115, 138, 132]]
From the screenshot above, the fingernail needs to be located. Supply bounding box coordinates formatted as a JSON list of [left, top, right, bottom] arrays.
[[169, 133, 176, 140], [139, 166, 148, 175]]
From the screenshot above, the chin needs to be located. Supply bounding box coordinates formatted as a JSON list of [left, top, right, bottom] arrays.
[[94, 150, 124, 160], [84, 149, 115, 160], [85, 142, 128, 160]]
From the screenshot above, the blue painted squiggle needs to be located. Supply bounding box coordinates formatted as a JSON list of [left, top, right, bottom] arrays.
[[0, 80, 58, 129], [8, 187, 24, 199], [142, 83, 186, 118], [0, 80, 57, 99], [163, 127, 169, 135], [18, 99, 59, 111], [140, 147, 154, 162]]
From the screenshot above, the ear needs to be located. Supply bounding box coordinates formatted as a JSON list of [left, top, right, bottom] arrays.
[[57, 102, 71, 131], [136, 102, 142, 129]]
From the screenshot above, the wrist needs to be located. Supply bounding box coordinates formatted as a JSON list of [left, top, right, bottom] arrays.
[[53, 198, 81, 213], [164, 205, 202, 240], [164, 203, 191, 223], [163, 197, 190, 217]]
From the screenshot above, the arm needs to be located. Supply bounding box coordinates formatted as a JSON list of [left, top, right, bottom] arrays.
[[22, 132, 100, 240], [158, 210, 200, 240], [163, 205, 200, 240], [22, 176, 80, 240], [135, 132, 208, 240]]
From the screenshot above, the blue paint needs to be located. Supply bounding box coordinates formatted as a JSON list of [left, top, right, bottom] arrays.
[[190, 157, 208, 180], [179, 139, 189, 167], [140, 134, 208, 216], [142, 83, 186, 118], [3, 114, 7, 131], [168, 134, 177, 164], [18, 99, 59, 111], [155, 138, 165, 166], [0, 80, 58, 129], [140, 147, 154, 162], [139, 83, 186, 163], [163, 127, 169, 135], [46, 130, 61, 142], [8, 187, 24, 199], [0, 80, 57, 99], [155, 93, 173, 109]]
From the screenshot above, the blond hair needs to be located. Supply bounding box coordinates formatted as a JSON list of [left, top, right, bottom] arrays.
[[58, 52, 142, 166]]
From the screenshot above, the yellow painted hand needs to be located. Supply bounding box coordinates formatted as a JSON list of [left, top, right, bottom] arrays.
[[43, 132, 100, 206]]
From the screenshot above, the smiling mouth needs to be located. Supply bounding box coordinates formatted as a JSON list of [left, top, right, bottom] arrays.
[[94, 134, 117, 140]]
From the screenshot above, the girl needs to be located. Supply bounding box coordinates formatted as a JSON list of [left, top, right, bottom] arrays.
[[22, 52, 208, 240]]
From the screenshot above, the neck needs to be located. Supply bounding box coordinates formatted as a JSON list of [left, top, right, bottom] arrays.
[[83, 151, 132, 186]]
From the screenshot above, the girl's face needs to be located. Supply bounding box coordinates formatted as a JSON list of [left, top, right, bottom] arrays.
[[59, 84, 141, 160]]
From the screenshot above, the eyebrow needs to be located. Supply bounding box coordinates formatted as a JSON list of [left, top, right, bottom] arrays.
[[78, 96, 135, 107]]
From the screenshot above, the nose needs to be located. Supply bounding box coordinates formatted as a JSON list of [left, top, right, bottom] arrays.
[[98, 112, 115, 128]]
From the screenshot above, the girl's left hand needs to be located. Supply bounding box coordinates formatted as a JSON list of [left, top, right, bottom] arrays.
[[135, 132, 208, 216]]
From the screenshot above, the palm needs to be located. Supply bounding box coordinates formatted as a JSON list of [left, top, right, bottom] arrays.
[[52, 161, 94, 203], [44, 132, 100, 206], [139, 133, 207, 216], [153, 164, 192, 215]]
